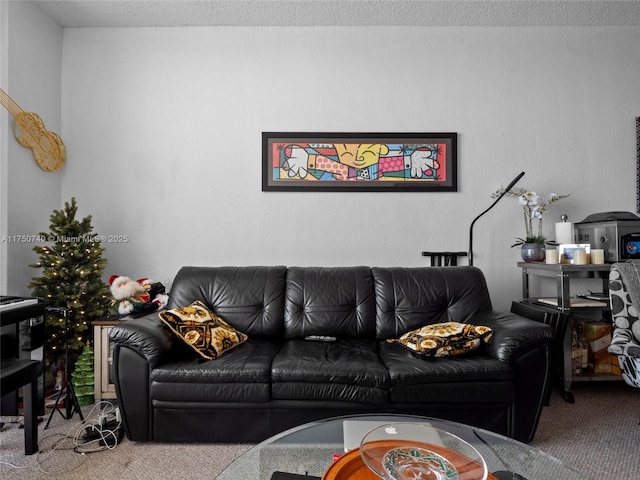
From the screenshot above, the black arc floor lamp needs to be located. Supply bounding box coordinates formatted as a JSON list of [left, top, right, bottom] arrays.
[[468, 171, 525, 266]]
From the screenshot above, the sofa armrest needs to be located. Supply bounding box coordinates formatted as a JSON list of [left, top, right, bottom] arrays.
[[608, 327, 640, 358], [472, 311, 554, 364], [109, 312, 180, 441], [470, 310, 553, 443], [608, 264, 640, 358], [109, 312, 176, 368]]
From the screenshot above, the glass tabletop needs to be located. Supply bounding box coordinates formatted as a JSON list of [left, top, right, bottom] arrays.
[[215, 414, 590, 480]]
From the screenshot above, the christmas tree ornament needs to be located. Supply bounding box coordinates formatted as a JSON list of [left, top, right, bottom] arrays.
[[72, 343, 95, 406]]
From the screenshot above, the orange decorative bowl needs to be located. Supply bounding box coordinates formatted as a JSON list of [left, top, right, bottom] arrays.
[[323, 422, 491, 480]]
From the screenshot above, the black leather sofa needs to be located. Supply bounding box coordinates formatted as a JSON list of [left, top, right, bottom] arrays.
[[109, 265, 553, 444]]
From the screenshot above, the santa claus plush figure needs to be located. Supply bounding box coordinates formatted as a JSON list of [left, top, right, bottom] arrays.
[[136, 277, 169, 310], [109, 275, 169, 316], [109, 275, 152, 315]]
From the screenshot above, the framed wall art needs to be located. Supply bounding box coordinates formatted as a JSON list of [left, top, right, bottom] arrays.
[[637, 116, 639, 213], [262, 132, 457, 192]]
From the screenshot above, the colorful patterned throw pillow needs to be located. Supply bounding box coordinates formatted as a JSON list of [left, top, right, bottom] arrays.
[[388, 321, 493, 358], [159, 301, 248, 359]]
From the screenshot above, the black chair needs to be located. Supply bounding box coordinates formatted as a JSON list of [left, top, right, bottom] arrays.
[[608, 263, 640, 389], [1, 358, 40, 454], [421, 251, 467, 266], [510, 301, 570, 404]]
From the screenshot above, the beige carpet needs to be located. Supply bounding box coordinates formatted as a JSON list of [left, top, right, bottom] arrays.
[[530, 381, 640, 479], [1, 382, 638, 479]]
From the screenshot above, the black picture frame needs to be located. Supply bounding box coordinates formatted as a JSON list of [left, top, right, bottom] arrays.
[[262, 132, 457, 192], [636, 117, 640, 214]]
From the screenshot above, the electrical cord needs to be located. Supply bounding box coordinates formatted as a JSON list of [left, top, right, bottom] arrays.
[[0, 401, 123, 475], [73, 416, 124, 454]]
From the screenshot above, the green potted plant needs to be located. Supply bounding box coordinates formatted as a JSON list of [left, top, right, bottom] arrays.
[[492, 187, 569, 262]]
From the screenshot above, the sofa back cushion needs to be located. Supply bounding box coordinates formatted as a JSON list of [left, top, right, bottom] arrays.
[[284, 266, 376, 339], [167, 266, 287, 339], [373, 266, 493, 340]]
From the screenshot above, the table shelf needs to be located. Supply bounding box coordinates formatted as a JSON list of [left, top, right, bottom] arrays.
[[517, 262, 619, 402]]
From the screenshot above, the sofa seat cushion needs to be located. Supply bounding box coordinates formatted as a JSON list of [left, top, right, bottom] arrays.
[[271, 339, 390, 405], [379, 342, 513, 404], [150, 339, 281, 403]]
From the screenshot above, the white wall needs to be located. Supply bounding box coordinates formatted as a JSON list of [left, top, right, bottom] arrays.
[[0, 1, 63, 296], [7, 22, 638, 311], [60, 26, 640, 311]]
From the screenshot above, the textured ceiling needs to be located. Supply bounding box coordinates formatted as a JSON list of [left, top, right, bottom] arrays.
[[32, 0, 640, 28]]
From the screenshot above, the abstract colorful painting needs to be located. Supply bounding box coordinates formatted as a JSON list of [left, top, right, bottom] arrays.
[[262, 132, 457, 192]]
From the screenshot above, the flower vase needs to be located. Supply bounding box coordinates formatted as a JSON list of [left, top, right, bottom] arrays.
[[521, 243, 546, 263]]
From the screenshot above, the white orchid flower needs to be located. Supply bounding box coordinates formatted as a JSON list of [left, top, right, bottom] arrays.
[[492, 186, 569, 246]]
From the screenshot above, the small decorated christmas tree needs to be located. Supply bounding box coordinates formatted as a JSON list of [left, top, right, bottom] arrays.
[[72, 343, 95, 406], [29, 198, 111, 370]]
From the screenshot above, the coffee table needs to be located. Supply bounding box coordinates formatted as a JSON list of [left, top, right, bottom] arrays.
[[215, 414, 589, 480]]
